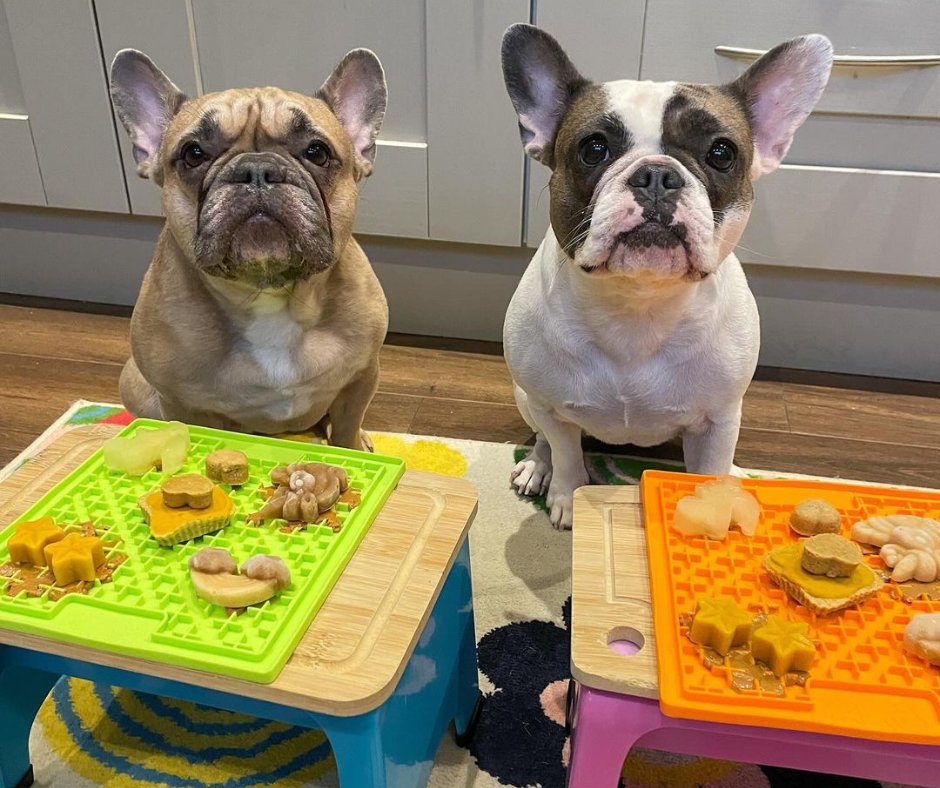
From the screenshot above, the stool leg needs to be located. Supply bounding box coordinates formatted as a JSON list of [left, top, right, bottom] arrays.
[[0, 649, 59, 788], [325, 712, 389, 788], [567, 687, 661, 788], [451, 541, 480, 740]]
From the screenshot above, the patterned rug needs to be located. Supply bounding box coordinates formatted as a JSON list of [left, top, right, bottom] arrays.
[[3, 402, 909, 787]]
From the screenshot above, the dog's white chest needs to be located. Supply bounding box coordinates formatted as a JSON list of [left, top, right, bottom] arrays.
[[243, 307, 304, 388]]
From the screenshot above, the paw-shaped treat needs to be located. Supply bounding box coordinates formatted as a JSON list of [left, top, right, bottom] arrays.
[[161, 473, 214, 509], [103, 422, 189, 476], [8, 517, 65, 566], [852, 516, 940, 582], [188, 547, 290, 608], [251, 462, 349, 523], [904, 613, 940, 666], [205, 449, 249, 485]]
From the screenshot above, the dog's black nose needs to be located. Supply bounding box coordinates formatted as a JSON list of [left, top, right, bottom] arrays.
[[627, 164, 685, 195], [225, 153, 287, 187]]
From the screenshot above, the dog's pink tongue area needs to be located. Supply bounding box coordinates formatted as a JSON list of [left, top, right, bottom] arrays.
[[231, 215, 291, 263]]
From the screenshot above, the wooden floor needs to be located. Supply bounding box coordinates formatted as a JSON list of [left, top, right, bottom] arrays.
[[1, 303, 938, 487]]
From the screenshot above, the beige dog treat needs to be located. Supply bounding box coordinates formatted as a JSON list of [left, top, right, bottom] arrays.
[[789, 499, 841, 536], [188, 546, 237, 575], [205, 450, 249, 485], [188, 548, 291, 608], [904, 613, 940, 666], [251, 462, 350, 523], [801, 533, 863, 578], [161, 473, 214, 509], [851, 515, 940, 548], [672, 477, 761, 540]]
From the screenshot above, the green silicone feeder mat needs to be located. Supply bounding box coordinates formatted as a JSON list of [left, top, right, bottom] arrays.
[[0, 419, 406, 682]]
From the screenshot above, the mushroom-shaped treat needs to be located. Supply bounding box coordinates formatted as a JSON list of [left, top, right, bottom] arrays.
[[188, 547, 290, 608]]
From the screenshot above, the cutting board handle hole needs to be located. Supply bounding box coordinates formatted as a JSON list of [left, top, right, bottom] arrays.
[[607, 626, 645, 656]]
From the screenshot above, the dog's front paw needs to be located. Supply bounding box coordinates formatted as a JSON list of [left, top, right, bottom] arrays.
[[359, 430, 375, 453], [510, 457, 552, 496], [545, 483, 574, 530]]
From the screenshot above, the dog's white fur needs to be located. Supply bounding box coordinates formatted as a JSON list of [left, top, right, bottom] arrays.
[[501, 28, 833, 528]]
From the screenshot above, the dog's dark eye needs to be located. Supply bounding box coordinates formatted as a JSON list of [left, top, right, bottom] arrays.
[[706, 138, 736, 172], [578, 135, 610, 167], [304, 142, 331, 167], [180, 142, 209, 168]]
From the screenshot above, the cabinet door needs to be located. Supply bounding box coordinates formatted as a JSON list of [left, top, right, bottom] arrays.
[[0, 1, 43, 206], [3, 0, 128, 213], [95, 0, 199, 218], [426, 0, 530, 246], [525, 0, 646, 247], [192, 0, 428, 240]]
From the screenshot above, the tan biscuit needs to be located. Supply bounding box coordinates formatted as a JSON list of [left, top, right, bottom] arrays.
[[161, 473, 214, 509], [205, 449, 249, 485], [790, 498, 841, 536], [801, 533, 863, 578]]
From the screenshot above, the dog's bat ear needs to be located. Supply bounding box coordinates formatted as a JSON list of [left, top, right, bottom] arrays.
[[501, 23, 587, 169], [728, 35, 833, 178], [110, 49, 187, 182], [316, 49, 387, 180]]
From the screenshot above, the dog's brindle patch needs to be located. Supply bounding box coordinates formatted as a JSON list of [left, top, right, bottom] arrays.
[[549, 85, 634, 256], [549, 82, 757, 255], [661, 84, 755, 224]]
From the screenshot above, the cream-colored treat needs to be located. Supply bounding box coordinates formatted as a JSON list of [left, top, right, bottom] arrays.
[[789, 499, 841, 536], [904, 613, 940, 666], [852, 515, 940, 548], [851, 515, 940, 582], [801, 533, 863, 578], [102, 421, 189, 475], [161, 473, 214, 509], [188, 548, 290, 608], [205, 449, 249, 485], [672, 477, 761, 540]]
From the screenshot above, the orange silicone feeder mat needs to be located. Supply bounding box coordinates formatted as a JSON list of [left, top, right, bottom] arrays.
[[641, 470, 940, 744]]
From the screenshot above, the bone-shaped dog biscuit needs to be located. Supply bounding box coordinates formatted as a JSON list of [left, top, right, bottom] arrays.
[[161, 473, 214, 509]]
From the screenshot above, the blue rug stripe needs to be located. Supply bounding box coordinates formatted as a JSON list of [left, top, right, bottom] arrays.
[[134, 692, 271, 737], [90, 683, 308, 760], [52, 681, 333, 787]]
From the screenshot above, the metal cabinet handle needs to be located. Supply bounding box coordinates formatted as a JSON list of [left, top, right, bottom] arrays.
[[716, 45, 940, 67]]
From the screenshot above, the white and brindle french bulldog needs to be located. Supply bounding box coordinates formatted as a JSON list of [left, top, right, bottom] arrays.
[[108, 49, 389, 449], [501, 25, 833, 528]]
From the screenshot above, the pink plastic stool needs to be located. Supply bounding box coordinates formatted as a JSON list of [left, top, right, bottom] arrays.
[[567, 684, 940, 788]]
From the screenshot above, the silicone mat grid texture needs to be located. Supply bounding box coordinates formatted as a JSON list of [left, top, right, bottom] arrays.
[[641, 470, 940, 744], [0, 420, 405, 682]]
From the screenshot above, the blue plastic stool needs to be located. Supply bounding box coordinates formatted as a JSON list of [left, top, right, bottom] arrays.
[[0, 539, 479, 788]]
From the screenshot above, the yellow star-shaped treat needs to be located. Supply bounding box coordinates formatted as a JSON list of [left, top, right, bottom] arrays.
[[8, 516, 65, 566], [43, 532, 106, 585], [689, 597, 752, 655], [751, 615, 816, 676]]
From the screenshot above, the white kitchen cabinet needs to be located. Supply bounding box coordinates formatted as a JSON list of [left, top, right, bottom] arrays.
[[2, 0, 127, 213], [192, 0, 429, 239], [426, 0, 530, 246], [95, 0, 199, 218], [524, 0, 646, 247]]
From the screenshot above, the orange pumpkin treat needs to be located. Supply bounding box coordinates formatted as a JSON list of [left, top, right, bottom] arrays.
[[8, 516, 65, 566], [43, 532, 106, 585], [140, 483, 233, 546]]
